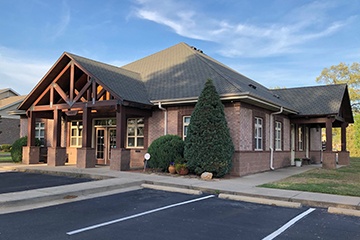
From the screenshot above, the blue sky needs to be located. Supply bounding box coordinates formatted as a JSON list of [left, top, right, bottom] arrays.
[[0, 0, 359, 95]]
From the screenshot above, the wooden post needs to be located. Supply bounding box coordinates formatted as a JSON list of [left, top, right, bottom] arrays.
[[27, 111, 36, 146], [70, 61, 74, 102], [82, 107, 92, 148], [116, 104, 125, 148], [325, 118, 332, 151], [52, 109, 62, 147], [341, 123, 347, 151]]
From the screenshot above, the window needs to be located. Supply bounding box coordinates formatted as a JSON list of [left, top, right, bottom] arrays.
[[254, 117, 263, 150], [35, 121, 45, 146], [70, 121, 83, 147], [183, 116, 190, 140], [127, 118, 144, 148], [275, 121, 282, 151], [298, 127, 303, 151]]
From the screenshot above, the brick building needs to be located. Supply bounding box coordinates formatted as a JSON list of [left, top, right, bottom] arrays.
[[18, 43, 353, 176], [0, 89, 26, 145]]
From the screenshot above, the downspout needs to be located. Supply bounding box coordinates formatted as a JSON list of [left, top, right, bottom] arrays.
[[158, 102, 167, 135], [270, 107, 283, 170]]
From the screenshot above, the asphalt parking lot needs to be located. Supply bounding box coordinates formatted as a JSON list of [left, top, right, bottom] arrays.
[[0, 189, 359, 240], [0, 171, 93, 194]]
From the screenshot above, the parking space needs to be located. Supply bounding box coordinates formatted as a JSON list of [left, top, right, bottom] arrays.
[[1, 188, 359, 240], [0, 171, 93, 194]]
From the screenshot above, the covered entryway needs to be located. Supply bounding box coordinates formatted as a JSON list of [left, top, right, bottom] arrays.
[[18, 52, 152, 170]]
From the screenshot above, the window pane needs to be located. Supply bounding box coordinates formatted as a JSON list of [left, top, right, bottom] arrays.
[[137, 138, 144, 147], [128, 127, 135, 136], [137, 127, 144, 136], [128, 138, 135, 147]]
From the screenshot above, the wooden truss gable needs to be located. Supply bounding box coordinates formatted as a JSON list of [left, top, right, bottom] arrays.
[[30, 59, 119, 111]]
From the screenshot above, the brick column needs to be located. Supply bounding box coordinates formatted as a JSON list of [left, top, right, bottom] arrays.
[[110, 148, 130, 171], [322, 151, 336, 169]]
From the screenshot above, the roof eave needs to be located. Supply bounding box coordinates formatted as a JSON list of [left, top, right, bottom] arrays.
[[152, 93, 298, 114]]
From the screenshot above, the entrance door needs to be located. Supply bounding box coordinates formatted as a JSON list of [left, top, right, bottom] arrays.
[[108, 128, 116, 163], [96, 127, 116, 165], [291, 124, 295, 165], [96, 128, 106, 164]]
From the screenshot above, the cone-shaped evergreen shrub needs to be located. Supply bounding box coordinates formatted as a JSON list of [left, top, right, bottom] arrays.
[[184, 79, 234, 177], [147, 135, 184, 171]]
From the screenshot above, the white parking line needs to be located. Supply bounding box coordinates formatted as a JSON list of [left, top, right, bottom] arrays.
[[262, 208, 316, 240], [66, 194, 215, 236]]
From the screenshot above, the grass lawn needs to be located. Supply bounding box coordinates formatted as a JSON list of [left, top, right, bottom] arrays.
[[259, 157, 360, 197], [0, 152, 12, 162]]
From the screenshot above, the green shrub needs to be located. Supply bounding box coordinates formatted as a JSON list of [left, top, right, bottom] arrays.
[[0, 144, 11, 152], [11, 137, 40, 162], [147, 135, 184, 171], [184, 79, 234, 178]]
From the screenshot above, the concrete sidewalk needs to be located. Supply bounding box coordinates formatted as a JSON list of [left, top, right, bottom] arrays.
[[1, 163, 360, 214]]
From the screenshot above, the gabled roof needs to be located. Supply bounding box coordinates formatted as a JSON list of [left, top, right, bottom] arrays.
[[272, 84, 353, 122], [122, 42, 294, 111], [67, 53, 150, 105], [0, 95, 26, 110], [18, 42, 353, 122]]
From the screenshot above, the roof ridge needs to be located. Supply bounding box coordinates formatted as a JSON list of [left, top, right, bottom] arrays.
[[185, 44, 245, 93], [272, 83, 347, 92]]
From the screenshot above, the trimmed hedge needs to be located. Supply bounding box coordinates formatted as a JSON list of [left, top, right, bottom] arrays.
[[11, 137, 40, 162], [147, 135, 184, 171], [0, 144, 11, 152]]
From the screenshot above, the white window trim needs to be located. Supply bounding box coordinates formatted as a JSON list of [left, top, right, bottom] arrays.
[[126, 118, 144, 148], [298, 127, 303, 151], [35, 121, 45, 146], [70, 121, 83, 148], [275, 121, 282, 151], [255, 117, 263, 151], [183, 116, 191, 140]]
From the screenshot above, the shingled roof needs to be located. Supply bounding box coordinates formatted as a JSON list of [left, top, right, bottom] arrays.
[[272, 84, 353, 122], [121, 42, 294, 110], [19, 42, 353, 121]]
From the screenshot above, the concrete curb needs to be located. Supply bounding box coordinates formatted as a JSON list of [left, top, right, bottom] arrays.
[[328, 207, 360, 217], [141, 183, 202, 195], [218, 193, 302, 208], [0, 179, 143, 208]]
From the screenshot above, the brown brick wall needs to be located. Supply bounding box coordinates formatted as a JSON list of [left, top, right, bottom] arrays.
[[0, 117, 20, 145]]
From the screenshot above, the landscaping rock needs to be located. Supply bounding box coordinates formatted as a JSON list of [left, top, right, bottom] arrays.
[[201, 172, 213, 180]]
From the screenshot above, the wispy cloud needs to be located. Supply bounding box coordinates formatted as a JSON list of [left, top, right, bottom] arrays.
[[132, 0, 353, 58], [46, 0, 71, 41], [0, 47, 51, 94]]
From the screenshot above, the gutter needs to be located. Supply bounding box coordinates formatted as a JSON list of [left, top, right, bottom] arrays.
[[269, 107, 283, 170], [158, 102, 167, 135]]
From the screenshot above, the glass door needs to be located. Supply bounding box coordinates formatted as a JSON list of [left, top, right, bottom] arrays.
[[108, 128, 117, 164], [96, 128, 105, 164]]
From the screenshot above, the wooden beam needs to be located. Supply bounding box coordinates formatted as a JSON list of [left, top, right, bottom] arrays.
[[92, 80, 97, 104], [73, 80, 92, 103], [70, 62, 74, 101], [82, 107, 92, 148], [291, 117, 328, 124], [53, 83, 70, 104], [27, 111, 36, 146], [50, 85, 54, 108], [74, 89, 87, 102], [325, 118, 333, 151], [52, 109, 62, 147], [97, 88, 107, 101], [32, 99, 119, 111]]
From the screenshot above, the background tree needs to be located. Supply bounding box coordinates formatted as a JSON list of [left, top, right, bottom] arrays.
[[184, 79, 234, 177], [316, 62, 360, 111], [316, 62, 360, 156]]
